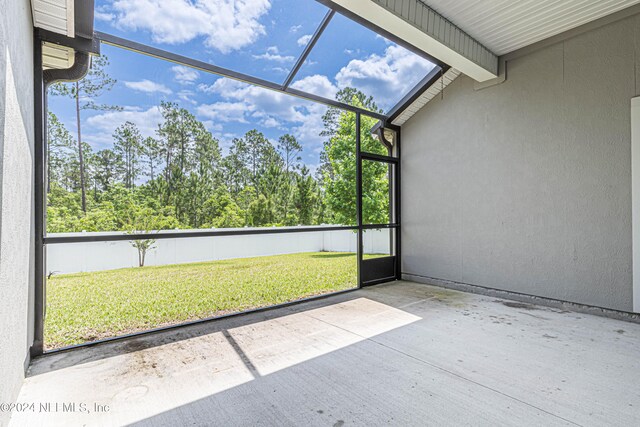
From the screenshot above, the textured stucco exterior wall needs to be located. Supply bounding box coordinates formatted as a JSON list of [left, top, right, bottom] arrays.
[[402, 13, 640, 312], [0, 0, 34, 424]]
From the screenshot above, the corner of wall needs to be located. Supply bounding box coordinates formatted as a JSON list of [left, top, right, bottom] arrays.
[[473, 57, 507, 91], [632, 96, 640, 313]]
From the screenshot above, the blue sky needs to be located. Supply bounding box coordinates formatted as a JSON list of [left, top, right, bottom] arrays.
[[48, 0, 435, 170]]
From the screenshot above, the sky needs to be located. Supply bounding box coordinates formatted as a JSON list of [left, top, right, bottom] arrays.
[[48, 0, 435, 169]]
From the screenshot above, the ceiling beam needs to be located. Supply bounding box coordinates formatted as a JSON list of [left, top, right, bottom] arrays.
[[318, 0, 499, 82]]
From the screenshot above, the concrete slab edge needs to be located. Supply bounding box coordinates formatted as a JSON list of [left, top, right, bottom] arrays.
[[402, 273, 640, 324]]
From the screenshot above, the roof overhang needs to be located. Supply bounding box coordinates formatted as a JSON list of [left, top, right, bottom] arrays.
[[357, 0, 640, 126], [319, 0, 499, 82], [31, 0, 96, 69], [31, 0, 75, 37]]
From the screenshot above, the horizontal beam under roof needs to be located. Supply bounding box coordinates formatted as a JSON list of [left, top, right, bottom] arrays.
[[94, 31, 387, 121], [318, 0, 499, 82]]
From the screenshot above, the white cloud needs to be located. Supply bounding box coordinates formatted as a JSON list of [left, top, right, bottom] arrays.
[[375, 33, 393, 45], [297, 34, 312, 46], [204, 121, 223, 132], [290, 75, 338, 99], [197, 102, 250, 123], [260, 117, 280, 128], [252, 46, 294, 62], [197, 83, 216, 95], [177, 89, 198, 105], [111, 0, 271, 53], [289, 24, 302, 33], [84, 106, 163, 149], [171, 65, 199, 84], [196, 77, 329, 149], [95, 11, 115, 22], [124, 79, 172, 94], [335, 45, 435, 109], [252, 52, 294, 62], [201, 78, 306, 122]]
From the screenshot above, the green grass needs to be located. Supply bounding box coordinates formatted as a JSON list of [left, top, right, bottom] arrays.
[[44, 252, 359, 349]]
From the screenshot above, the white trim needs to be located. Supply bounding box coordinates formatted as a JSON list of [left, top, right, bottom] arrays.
[[66, 0, 75, 37], [632, 97, 640, 312]]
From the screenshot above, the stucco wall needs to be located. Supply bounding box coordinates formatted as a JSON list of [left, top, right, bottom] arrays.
[[0, 0, 34, 424], [401, 13, 640, 312]]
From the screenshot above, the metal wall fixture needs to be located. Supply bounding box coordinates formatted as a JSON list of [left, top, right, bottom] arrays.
[[33, 1, 448, 355]]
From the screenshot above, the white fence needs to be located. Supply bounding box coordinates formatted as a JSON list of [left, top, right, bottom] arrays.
[[47, 227, 392, 274]]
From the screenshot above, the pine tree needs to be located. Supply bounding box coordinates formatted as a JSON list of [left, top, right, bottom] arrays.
[[277, 134, 302, 217], [113, 121, 143, 189], [49, 55, 120, 212], [141, 137, 162, 181]]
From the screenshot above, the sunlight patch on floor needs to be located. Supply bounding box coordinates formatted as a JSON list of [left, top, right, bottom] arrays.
[[12, 297, 420, 426], [227, 298, 422, 377]]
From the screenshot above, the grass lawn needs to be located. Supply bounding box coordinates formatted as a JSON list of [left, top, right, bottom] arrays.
[[45, 252, 358, 349]]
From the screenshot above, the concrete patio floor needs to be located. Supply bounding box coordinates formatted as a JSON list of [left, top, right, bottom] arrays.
[[10, 281, 640, 426]]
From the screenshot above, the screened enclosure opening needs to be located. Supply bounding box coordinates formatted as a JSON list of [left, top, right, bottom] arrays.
[[36, 0, 422, 352], [44, 232, 358, 349], [362, 228, 395, 258], [46, 44, 359, 233], [362, 159, 393, 226], [43, 45, 366, 350]]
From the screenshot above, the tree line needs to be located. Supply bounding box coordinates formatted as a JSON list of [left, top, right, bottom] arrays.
[[46, 57, 391, 236]]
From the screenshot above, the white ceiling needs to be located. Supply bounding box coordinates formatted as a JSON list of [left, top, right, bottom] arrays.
[[423, 0, 640, 55], [390, 0, 640, 125], [31, 0, 74, 37]]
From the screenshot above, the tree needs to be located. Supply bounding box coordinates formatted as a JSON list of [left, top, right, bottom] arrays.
[[242, 129, 271, 187], [46, 112, 76, 192], [321, 87, 378, 139], [247, 194, 273, 227], [319, 88, 389, 225], [113, 121, 143, 189], [188, 125, 223, 226], [130, 238, 156, 267], [202, 188, 244, 228], [223, 130, 280, 223], [157, 101, 199, 182], [224, 138, 249, 196], [125, 206, 159, 267], [257, 147, 284, 209], [193, 125, 222, 178], [277, 134, 302, 216], [122, 199, 181, 267], [294, 166, 317, 225], [45, 84, 390, 234], [278, 134, 302, 175], [156, 102, 213, 224], [93, 149, 122, 192], [141, 137, 162, 181], [49, 55, 120, 212]]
